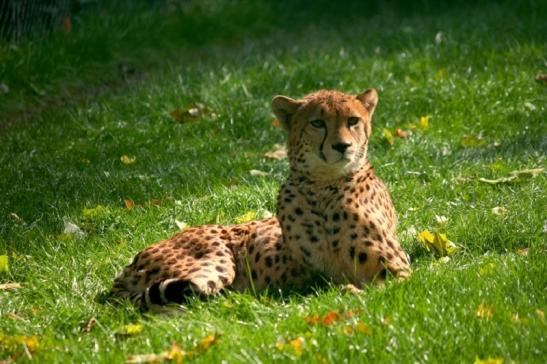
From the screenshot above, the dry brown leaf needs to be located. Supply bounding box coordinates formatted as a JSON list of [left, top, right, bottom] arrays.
[[62, 17, 72, 33], [516, 248, 529, 257], [82, 317, 97, 333], [272, 119, 282, 128], [124, 199, 134, 210], [535, 72, 547, 83], [0, 283, 22, 290], [249, 169, 269, 177], [395, 128, 409, 138], [304, 314, 321, 325], [264, 145, 287, 160]]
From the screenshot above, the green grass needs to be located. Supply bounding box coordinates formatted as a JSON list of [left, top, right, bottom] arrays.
[[1, 0, 546, 363]]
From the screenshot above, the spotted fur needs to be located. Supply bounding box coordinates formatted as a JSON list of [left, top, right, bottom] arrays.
[[110, 88, 411, 309]]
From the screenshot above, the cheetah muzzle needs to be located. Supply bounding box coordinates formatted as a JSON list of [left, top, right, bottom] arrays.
[[110, 88, 411, 310]]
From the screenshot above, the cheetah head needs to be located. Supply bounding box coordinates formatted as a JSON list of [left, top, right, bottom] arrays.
[[272, 89, 378, 181]]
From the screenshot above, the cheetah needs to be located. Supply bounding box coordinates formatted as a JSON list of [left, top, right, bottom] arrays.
[[110, 88, 411, 310]]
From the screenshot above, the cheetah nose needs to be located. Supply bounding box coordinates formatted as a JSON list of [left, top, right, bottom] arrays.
[[332, 142, 352, 154]]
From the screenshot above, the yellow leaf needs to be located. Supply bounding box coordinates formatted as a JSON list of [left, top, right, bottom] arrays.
[[383, 128, 394, 145], [461, 134, 486, 148], [235, 211, 257, 224], [168, 342, 186, 364], [0, 282, 21, 290], [354, 322, 373, 335], [342, 325, 354, 335], [289, 337, 304, 355], [249, 169, 269, 177], [536, 309, 545, 322], [419, 116, 430, 130], [272, 118, 282, 128], [0, 334, 40, 355], [0, 254, 9, 273], [417, 230, 457, 256], [474, 357, 503, 364], [120, 155, 136, 165], [198, 333, 220, 351], [124, 199, 134, 209], [116, 324, 144, 337], [476, 303, 494, 320]]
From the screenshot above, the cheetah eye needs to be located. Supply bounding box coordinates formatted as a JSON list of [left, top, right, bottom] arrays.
[[347, 117, 360, 127], [310, 119, 326, 128]]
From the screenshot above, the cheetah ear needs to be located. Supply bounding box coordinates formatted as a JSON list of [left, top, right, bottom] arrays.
[[356, 88, 378, 117], [272, 95, 302, 130]]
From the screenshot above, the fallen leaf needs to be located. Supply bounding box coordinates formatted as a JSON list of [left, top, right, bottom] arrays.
[[435, 215, 448, 224], [304, 314, 321, 325], [491, 206, 507, 216], [383, 128, 394, 145], [354, 322, 373, 335], [175, 220, 187, 231], [0, 334, 39, 358], [116, 324, 144, 338], [249, 169, 269, 177], [322, 311, 341, 326], [187, 107, 200, 117], [536, 309, 545, 322], [476, 303, 494, 320], [63, 219, 85, 238], [477, 168, 543, 184], [461, 134, 487, 148], [417, 230, 458, 256], [516, 248, 528, 257], [275, 338, 286, 350], [5, 312, 24, 321], [418, 116, 430, 130], [474, 357, 503, 364], [289, 337, 304, 355], [82, 317, 97, 333], [120, 155, 137, 165], [0, 283, 22, 290], [197, 333, 220, 351], [272, 118, 282, 128], [535, 72, 547, 83], [264, 144, 287, 160], [394, 128, 409, 138], [126, 342, 185, 364], [0, 254, 9, 273], [235, 211, 257, 224], [62, 16, 72, 33], [169, 109, 183, 121], [124, 199, 134, 209]]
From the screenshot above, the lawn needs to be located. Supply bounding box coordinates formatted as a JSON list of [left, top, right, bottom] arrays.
[[0, 0, 546, 363]]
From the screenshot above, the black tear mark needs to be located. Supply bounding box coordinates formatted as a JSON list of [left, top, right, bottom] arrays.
[[319, 125, 328, 161]]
